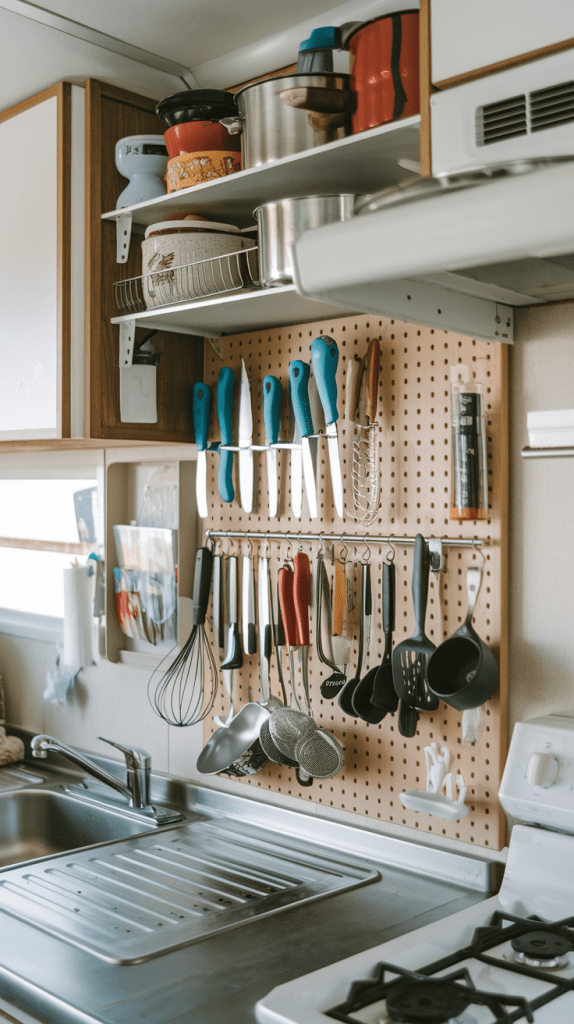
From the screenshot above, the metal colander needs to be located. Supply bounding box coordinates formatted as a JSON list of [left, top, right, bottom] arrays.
[[268, 707, 316, 760], [294, 729, 345, 779], [259, 716, 298, 767]]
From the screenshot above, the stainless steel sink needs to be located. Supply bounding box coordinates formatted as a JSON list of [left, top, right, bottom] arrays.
[[0, 787, 160, 868]]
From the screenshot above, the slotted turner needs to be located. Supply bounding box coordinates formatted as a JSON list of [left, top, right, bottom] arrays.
[[392, 534, 439, 711]]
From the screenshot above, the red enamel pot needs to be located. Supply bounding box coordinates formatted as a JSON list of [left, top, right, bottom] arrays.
[[346, 10, 420, 134]]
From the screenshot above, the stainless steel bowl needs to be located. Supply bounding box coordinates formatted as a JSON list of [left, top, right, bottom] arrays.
[[255, 194, 355, 287]]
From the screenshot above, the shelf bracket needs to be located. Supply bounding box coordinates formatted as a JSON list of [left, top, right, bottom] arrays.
[[116, 212, 132, 263], [119, 320, 135, 367]]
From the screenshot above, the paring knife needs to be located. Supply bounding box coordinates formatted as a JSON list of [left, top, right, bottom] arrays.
[[263, 375, 282, 519], [217, 367, 235, 503], [289, 360, 318, 520], [238, 359, 254, 514], [192, 382, 211, 519], [311, 336, 344, 518], [289, 381, 303, 519]]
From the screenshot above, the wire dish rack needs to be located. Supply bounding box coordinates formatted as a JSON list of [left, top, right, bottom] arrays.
[[114, 246, 260, 314]]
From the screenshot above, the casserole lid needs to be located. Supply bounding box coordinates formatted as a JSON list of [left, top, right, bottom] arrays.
[[144, 219, 241, 239]]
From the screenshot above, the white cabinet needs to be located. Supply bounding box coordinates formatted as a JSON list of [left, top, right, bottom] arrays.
[[431, 0, 574, 86], [0, 83, 85, 441]]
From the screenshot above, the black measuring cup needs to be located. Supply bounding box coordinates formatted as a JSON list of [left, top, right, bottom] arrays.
[[426, 565, 498, 711]]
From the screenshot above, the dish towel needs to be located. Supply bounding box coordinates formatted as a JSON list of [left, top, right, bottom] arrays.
[[0, 679, 25, 765]]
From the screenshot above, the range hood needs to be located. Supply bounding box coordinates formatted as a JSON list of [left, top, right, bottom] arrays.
[[292, 159, 574, 344], [293, 45, 574, 345]]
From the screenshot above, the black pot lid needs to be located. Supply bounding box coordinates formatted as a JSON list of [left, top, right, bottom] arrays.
[[156, 89, 237, 122]]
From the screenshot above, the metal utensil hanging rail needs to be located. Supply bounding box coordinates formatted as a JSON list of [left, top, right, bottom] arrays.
[[114, 247, 260, 314], [205, 530, 483, 549]]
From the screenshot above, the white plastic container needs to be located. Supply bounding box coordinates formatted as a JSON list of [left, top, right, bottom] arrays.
[[141, 219, 255, 307]]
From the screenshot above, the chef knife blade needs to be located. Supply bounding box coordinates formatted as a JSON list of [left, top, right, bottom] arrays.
[[238, 359, 254, 514], [289, 360, 318, 520], [289, 381, 303, 519], [263, 375, 282, 519], [311, 335, 344, 518], [192, 381, 211, 519]]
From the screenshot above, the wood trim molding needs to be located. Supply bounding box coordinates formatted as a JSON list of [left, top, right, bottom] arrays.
[[419, 0, 432, 177], [57, 82, 72, 438], [0, 83, 61, 123], [434, 37, 574, 91]]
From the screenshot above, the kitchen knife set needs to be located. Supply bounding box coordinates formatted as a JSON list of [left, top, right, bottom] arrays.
[[193, 335, 348, 520]]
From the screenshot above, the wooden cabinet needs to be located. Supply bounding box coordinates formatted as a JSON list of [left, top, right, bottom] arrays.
[[85, 80, 203, 444], [0, 80, 203, 450]]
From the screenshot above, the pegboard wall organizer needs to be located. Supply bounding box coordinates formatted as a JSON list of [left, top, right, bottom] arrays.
[[202, 312, 508, 850]]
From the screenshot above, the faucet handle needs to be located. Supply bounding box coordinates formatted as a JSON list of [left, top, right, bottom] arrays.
[[98, 737, 151, 772]]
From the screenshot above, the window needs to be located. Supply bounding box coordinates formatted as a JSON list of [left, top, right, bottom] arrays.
[[0, 452, 103, 640]]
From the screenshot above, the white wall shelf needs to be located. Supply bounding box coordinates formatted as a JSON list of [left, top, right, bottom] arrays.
[[111, 285, 358, 338], [102, 116, 421, 258]]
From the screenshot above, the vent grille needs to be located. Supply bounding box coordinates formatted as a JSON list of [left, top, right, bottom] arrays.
[[530, 80, 574, 132], [477, 95, 527, 146]]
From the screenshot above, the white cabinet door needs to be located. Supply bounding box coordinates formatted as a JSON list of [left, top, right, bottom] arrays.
[[431, 0, 574, 85], [0, 84, 84, 441]]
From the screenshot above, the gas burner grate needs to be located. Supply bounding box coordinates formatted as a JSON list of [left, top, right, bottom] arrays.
[[326, 962, 533, 1024], [326, 912, 574, 1024]]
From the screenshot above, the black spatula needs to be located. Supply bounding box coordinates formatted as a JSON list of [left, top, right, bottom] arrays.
[[392, 534, 438, 711]]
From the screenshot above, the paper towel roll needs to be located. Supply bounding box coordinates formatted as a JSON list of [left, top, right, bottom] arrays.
[[63, 565, 93, 669]]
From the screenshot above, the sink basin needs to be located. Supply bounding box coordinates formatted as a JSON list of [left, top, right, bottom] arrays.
[[0, 788, 158, 868]]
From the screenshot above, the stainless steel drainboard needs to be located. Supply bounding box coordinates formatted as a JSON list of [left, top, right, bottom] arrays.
[[0, 765, 44, 792], [0, 818, 379, 963]]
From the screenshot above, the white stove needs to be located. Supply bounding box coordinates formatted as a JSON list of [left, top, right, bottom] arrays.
[[256, 716, 574, 1024]]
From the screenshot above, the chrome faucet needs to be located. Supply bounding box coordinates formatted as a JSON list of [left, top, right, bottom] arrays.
[[31, 734, 183, 824]]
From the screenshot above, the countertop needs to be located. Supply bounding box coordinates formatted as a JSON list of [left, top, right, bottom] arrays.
[[0, 757, 496, 1024]]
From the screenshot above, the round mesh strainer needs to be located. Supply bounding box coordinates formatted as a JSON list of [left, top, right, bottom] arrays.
[[259, 716, 298, 766], [269, 707, 316, 760], [294, 729, 345, 779]]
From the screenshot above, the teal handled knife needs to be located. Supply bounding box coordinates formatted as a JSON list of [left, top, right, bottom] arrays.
[[217, 366, 235, 503], [263, 375, 282, 519], [238, 359, 254, 514], [311, 335, 344, 518], [289, 360, 318, 520], [192, 382, 211, 519]]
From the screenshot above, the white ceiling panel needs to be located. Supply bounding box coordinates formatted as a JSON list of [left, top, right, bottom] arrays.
[[14, 0, 341, 67], [0, 7, 181, 112]]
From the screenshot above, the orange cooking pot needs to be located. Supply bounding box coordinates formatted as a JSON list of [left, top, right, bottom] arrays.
[[345, 9, 419, 134]]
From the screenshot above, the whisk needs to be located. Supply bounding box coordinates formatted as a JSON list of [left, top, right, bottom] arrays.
[[148, 546, 217, 726]]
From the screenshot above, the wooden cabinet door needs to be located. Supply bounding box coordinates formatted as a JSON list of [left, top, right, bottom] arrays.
[[85, 80, 203, 442], [0, 83, 73, 440]]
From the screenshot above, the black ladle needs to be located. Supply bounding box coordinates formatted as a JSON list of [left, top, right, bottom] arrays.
[[371, 560, 399, 715]]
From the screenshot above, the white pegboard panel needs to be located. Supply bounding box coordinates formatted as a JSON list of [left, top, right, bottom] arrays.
[[202, 312, 508, 850]]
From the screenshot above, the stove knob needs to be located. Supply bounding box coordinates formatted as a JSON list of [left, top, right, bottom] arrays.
[[526, 751, 559, 788]]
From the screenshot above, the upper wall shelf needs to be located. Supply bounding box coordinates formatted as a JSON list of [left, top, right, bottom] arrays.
[[101, 117, 421, 238], [111, 284, 357, 337]]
